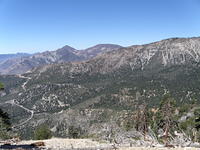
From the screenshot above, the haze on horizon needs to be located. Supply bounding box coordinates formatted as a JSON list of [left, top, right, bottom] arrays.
[[0, 0, 200, 54]]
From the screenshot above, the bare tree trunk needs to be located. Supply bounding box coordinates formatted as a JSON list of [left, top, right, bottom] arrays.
[[164, 123, 170, 146]]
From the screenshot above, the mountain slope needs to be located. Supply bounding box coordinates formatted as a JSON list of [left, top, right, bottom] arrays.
[[1, 37, 200, 139], [2, 37, 200, 112]]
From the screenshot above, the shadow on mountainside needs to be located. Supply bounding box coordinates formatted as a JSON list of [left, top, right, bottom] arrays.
[[0, 144, 41, 149]]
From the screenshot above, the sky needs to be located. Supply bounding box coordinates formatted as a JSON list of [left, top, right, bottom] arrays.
[[0, 0, 200, 54]]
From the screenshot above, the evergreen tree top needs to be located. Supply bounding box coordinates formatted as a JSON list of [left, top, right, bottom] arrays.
[[0, 82, 4, 90]]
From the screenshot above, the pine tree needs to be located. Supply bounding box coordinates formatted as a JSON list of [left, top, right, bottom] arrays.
[[0, 82, 4, 90]]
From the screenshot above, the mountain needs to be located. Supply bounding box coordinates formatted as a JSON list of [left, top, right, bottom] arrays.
[[76, 44, 122, 58], [1, 37, 200, 140], [0, 44, 122, 75], [0, 53, 30, 64]]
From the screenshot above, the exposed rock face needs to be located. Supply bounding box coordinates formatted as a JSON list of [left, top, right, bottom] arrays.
[[85, 37, 200, 73], [0, 44, 122, 75], [132, 37, 200, 68]]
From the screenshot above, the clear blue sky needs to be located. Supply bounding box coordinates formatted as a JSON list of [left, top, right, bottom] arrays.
[[0, 0, 200, 54]]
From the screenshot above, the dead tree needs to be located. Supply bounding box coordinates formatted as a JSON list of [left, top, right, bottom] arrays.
[[159, 95, 176, 146], [135, 104, 149, 140]]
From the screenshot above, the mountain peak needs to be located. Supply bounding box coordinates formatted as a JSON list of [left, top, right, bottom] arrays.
[[60, 45, 76, 50], [56, 45, 77, 54], [86, 44, 122, 50], [79, 44, 122, 58]]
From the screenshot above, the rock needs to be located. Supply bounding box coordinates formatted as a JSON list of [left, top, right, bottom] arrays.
[[189, 142, 200, 148], [31, 141, 45, 147]]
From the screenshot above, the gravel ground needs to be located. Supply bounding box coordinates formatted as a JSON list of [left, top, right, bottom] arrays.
[[119, 148, 198, 150], [19, 138, 112, 149]]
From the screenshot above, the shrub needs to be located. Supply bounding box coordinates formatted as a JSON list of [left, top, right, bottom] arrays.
[[68, 126, 82, 139], [34, 125, 52, 140], [0, 117, 11, 140], [124, 121, 134, 131]]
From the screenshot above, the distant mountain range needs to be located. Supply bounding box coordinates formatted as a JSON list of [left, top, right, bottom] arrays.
[[0, 44, 122, 75], [0, 53, 30, 64]]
